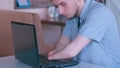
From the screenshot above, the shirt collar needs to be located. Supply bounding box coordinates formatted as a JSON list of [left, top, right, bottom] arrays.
[[79, 0, 93, 23]]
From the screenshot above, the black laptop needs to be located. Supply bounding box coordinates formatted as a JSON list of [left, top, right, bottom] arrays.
[[11, 21, 79, 68]]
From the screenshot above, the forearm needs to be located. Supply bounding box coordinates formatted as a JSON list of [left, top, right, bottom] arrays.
[[48, 36, 91, 60], [54, 35, 70, 51], [55, 42, 67, 51], [63, 36, 91, 57]]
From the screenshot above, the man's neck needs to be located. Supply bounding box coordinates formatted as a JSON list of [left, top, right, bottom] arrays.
[[77, 0, 85, 16]]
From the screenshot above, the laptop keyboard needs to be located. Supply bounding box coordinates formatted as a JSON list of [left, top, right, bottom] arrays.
[[39, 55, 65, 65], [39, 54, 79, 67]]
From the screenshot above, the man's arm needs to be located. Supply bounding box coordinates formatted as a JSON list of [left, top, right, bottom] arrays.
[[48, 35, 70, 56], [48, 35, 92, 60]]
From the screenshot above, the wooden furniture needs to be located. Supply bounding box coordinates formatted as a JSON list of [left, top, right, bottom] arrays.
[[0, 0, 52, 10], [0, 10, 66, 57], [0, 10, 45, 56], [41, 17, 66, 49], [0, 0, 50, 21]]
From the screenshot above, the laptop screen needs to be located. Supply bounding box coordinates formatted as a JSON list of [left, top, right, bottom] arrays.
[[11, 21, 39, 68]]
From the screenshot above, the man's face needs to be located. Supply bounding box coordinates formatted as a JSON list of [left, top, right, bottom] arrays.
[[52, 0, 79, 19]]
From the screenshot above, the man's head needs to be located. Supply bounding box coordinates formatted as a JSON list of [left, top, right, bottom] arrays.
[[50, 0, 85, 19]]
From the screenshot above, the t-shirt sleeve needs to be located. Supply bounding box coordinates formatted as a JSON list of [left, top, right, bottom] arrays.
[[78, 9, 110, 42]]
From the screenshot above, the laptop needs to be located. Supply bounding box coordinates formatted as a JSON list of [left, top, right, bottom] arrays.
[[11, 21, 79, 68]]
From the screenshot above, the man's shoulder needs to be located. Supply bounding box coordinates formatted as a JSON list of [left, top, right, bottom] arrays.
[[87, 1, 115, 21], [92, 1, 115, 16], [90, 2, 109, 14]]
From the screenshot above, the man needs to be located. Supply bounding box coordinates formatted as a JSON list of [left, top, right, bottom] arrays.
[[48, 0, 120, 68]]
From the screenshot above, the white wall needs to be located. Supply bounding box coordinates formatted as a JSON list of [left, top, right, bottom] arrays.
[[0, 0, 14, 10], [106, 0, 120, 35]]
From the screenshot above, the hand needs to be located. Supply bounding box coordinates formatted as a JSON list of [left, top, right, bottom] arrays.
[[48, 48, 73, 60], [48, 49, 57, 56]]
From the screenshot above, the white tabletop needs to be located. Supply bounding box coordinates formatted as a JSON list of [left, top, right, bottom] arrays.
[[0, 56, 106, 68], [0, 56, 32, 68]]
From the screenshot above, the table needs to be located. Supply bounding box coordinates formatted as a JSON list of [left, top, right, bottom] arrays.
[[0, 56, 106, 68]]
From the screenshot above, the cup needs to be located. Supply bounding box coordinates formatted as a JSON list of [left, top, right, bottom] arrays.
[[48, 6, 59, 19]]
